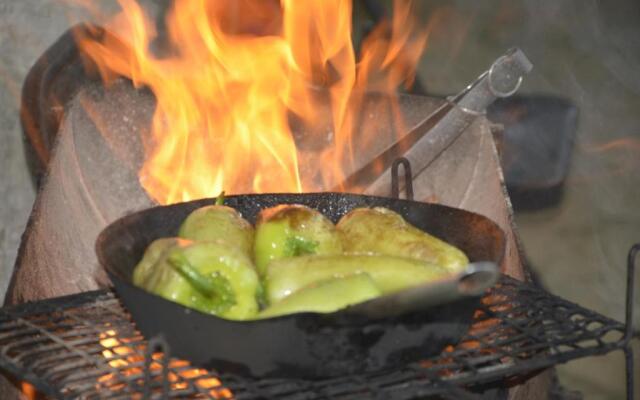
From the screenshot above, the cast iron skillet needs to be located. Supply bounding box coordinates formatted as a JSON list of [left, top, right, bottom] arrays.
[[96, 192, 505, 378]]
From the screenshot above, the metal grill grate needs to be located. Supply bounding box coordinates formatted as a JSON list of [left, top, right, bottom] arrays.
[[1, 245, 638, 399]]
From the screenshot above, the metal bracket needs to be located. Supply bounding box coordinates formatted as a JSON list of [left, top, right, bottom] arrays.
[[390, 157, 414, 200], [623, 243, 639, 400], [143, 335, 171, 400]]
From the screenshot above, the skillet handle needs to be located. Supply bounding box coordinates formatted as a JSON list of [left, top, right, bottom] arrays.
[[457, 262, 500, 296], [391, 157, 414, 200], [338, 262, 499, 321]]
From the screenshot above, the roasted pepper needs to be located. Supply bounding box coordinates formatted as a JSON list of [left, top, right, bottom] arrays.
[[253, 204, 342, 276], [179, 205, 254, 256], [133, 239, 260, 320], [265, 254, 450, 304], [257, 274, 381, 318], [132, 237, 184, 285], [337, 207, 468, 273]]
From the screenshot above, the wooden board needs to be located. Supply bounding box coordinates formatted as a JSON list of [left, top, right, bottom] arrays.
[[6, 81, 156, 302], [410, 116, 524, 279]]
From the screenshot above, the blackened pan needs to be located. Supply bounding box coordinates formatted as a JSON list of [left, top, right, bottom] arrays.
[[96, 192, 505, 378]]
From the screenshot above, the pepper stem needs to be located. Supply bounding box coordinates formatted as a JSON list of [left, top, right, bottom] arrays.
[[285, 236, 319, 257], [215, 191, 226, 206], [168, 252, 216, 295], [167, 251, 237, 314]]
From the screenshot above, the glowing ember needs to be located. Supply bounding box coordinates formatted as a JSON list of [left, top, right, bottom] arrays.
[[20, 382, 37, 400], [98, 330, 231, 397], [75, 0, 427, 204]]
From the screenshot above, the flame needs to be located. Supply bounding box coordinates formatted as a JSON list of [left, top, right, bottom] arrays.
[[75, 0, 427, 204]]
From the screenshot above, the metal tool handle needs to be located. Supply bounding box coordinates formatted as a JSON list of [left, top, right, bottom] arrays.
[[143, 335, 170, 399], [363, 48, 533, 197], [391, 157, 414, 200]]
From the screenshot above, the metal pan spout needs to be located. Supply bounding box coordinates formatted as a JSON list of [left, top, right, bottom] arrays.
[[337, 262, 499, 321]]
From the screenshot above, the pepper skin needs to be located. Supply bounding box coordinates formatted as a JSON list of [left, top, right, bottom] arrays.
[[337, 207, 468, 273], [253, 204, 342, 276], [179, 205, 254, 256], [132, 237, 185, 285], [133, 239, 260, 320], [257, 274, 381, 318], [265, 254, 450, 304]]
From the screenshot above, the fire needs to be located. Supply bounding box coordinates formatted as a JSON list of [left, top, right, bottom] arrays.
[[75, 0, 427, 204], [98, 330, 232, 398]]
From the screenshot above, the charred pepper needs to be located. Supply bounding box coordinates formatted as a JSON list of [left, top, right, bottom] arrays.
[[265, 254, 449, 304], [258, 274, 381, 318], [133, 239, 260, 320], [132, 237, 184, 285], [337, 207, 468, 273], [253, 204, 342, 276], [179, 203, 254, 256]]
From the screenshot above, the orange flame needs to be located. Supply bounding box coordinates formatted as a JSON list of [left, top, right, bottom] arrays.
[[76, 0, 427, 204]]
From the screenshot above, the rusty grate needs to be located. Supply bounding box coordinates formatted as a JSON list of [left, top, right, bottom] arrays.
[[1, 245, 638, 400]]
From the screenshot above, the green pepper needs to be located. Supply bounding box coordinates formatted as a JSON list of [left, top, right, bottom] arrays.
[[337, 207, 468, 273], [132, 237, 185, 285], [253, 204, 342, 276], [133, 239, 260, 320], [257, 274, 381, 318], [179, 205, 254, 255], [265, 254, 450, 304]]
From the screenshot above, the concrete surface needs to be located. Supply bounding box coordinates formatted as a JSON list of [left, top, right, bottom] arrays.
[[0, 1, 638, 398]]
